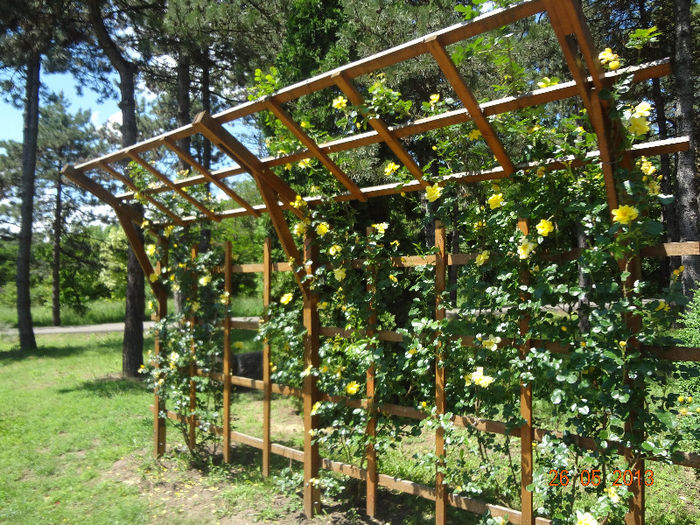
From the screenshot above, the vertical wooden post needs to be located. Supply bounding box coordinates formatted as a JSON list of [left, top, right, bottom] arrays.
[[223, 241, 232, 463], [153, 238, 168, 457], [303, 233, 321, 518], [262, 237, 272, 477], [434, 221, 447, 525], [188, 245, 198, 451], [365, 227, 378, 517], [517, 219, 534, 525]]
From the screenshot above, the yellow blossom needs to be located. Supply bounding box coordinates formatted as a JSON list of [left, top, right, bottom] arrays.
[[474, 220, 486, 231], [290, 195, 306, 209], [300, 120, 311, 129], [633, 101, 652, 118], [429, 93, 440, 104], [574, 126, 586, 134], [487, 193, 504, 210], [608, 59, 620, 70], [536, 166, 546, 178], [191, 301, 200, 312], [537, 77, 559, 89], [611, 205, 639, 225], [219, 292, 230, 304], [384, 161, 400, 176], [656, 300, 669, 312], [318, 301, 329, 310], [598, 47, 618, 65], [298, 158, 312, 169], [141, 219, 150, 228], [464, 367, 494, 388], [293, 222, 306, 237], [280, 293, 293, 305], [345, 381, 360, 395], [389, 274, 398, 283], [425, 183, 443, 203], [518, 238, 537, 260], [316, 222, 330, 236], [628, 115, 650, 137], [687, 396, 693, 403], [647, 179, 661, 196], [679, 407, 689, 416], [284, 162, 292, 170], [482, 336, 501, 351], [536, 219, 554, 237], [604, 486, 621, 504], [372, 222, 388, 234], [639, 157, 656, 175], [576, 511, 599, 525], [678, 396, 685, 403], [468, 129, 482, 140], [329, 244, 342, 256], [198, 275, 211, 286], [149, 273, 159, 283], [311, 401, 322, 415], [146, 244, 156, 257], [332, 96, 348, 109], [408, 348, 417, 356], [475, 250, 490, 266], [333, 268, 346, 281], [679, 265, 685, 272]]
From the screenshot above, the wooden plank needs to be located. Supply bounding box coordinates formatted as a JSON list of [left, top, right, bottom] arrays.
[[153, 240, 168, 457], [426, 38, 515, 175], [642, 345, 700, 362], [126, 151, 219, 221], [192, 111, 305, 220], [641, 241, 700, 257], [113, 59, 671, 202], [365, 226, 378, 517], [333, 72, 428, 188], [162, 138, 261, 217], [223, 241, 232, 463], [97, 162, 184, 224], [517, 219, 534, 525], [302, 233, 321, 518], [188, 245, 198, 451], [262, 237, 272, 477], [266, 99, 366, 201], [434, 221, 447, 525], [229, 319, 260, 331]]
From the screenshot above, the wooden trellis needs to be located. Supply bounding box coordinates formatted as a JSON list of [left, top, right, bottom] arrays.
[[63, 1, 699, 523]]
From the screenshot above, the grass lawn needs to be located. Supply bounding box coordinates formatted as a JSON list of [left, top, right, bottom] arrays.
[[1, 331, 698, 524]]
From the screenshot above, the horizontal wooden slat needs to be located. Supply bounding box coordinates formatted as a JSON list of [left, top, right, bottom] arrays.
[[641, 241, 700, 257]]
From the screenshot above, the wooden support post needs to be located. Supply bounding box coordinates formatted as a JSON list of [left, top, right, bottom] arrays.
[[517, 219, 534, 525], [365, 227, 378, 517], [434, 221, 447, 525], [223, 241, 232, 463], [302, 233, 321, 518], [153, 239, 168, 457], [262, 237, 272, 477], [188, 245, 198, 451]]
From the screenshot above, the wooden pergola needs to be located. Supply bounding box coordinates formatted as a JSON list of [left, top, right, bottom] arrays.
[[64, 1, 695, 524]]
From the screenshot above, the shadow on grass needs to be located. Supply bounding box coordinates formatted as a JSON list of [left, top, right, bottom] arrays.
[[57, 375, 149, 398], [0, 335, 155, 364]]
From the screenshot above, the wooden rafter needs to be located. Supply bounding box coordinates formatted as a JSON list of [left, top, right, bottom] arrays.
[[162, 138, 260, 217], [125, 151, 220, 221], [266, 98, 366, 201], [97, 161, 184, 225], [192, 111, 306, 220], [333, 72, 428, 188], [426, 37, 515, 175]]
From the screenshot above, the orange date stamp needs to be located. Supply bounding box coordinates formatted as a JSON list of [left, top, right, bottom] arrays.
[[548, 469, 654, 487]]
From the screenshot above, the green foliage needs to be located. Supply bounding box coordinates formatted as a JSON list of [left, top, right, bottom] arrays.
[[679, 286, 700, 347]]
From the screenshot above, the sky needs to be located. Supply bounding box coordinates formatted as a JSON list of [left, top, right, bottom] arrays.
[[0, 71, 121, 143]]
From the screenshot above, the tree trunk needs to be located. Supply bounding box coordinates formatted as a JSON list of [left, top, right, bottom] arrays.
[[576, 223, 591, 333], [52, 174, 63, 326], [16, 52, 40, 350], [199, 53, 212, 254], [176, 46, 191, 172], [674, 0, 699, 297], [88, 0, 144, 376]]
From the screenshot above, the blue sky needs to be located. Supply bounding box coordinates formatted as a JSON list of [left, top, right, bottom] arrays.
[[0, 71, 120, 143]]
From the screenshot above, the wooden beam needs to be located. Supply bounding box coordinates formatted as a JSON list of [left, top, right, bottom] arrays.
[[426, 37, 515, 175], [365, 226, 378, 517], [162, 138, 261, 217], [266, 99, 366, 201], [125, 151, 220, 221], [333, 72, 428, 188], [223, 241, 232, 463], [97, 162, 184, 225], [153, 239, 168, 457], [262, 238, 272, 477], [434, 221, 447, 524], [188, 245, 199, 451], [192, 111, 305, 220]]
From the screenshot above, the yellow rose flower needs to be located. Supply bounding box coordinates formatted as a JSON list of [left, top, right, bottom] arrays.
[[536, 166, 546, 178], [146, 244, 156, 257], [464, 367, 494, 388], [333, 268, 346, 281], [487, 193, 504, 210], [468, 129, 482, 140], [149, 273, 159, 283], [425, 183, 443, 203], [293, 222, 306, 237], [678, 396, 685, 403], [332, 96, 348, 109], [611, 205, 639, 225], [518, 239, 536, 260], [429, 93, 440, 104], [298, 158, 312, 169], [389, 274, 398, 283], [316, 222, 330, 236], [628, 115, 650, 137], [329, 244, 342, 256], [345, 381, 360, 395], [318, 301, 329, 310], [280, 293, 293, 305], [482, 336, 501, 351], [372, 222, 388, 234], [536, 219, 554, 237], [300, 121, 311, 129], [475, 250, 490, 266], [290, 195, 306, 209], [198, 275, 211, 286], [384, 161, 400, 176], [598, 47, 618, 64], [576, 510, 599, 525], [633, 101, 652, 117]]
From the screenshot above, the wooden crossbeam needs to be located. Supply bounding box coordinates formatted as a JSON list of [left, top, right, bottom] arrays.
[[426, 37, 515, 175], [192, 111, 306, 220], [125, 151, 219, 221], [333, 72, 428, 188], [266, 99, 366, 201], [162, 138, 260, 217], [97, 161, 184, 225]]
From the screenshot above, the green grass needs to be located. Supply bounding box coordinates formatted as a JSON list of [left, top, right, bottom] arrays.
[[0, 295, 263, 329]]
